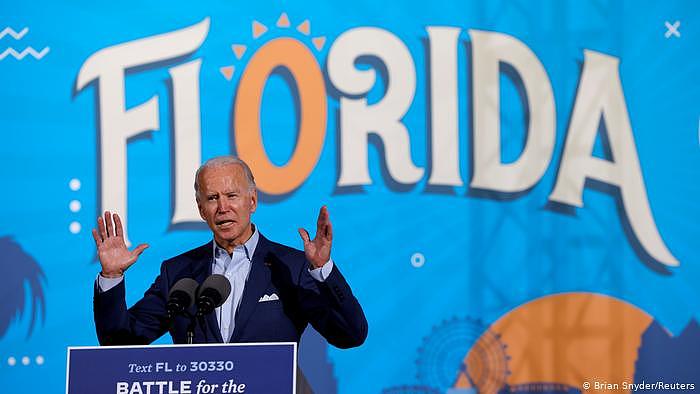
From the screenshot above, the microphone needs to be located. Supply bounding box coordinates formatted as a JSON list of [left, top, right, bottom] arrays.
[[166, 278, 199, 319], [196, 274, 231, 317]]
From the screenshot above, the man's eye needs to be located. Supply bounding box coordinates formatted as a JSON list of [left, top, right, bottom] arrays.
[[207, 195, 217, 201], [228, 194, 238, 199]]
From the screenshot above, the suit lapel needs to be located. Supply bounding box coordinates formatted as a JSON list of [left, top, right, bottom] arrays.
[[189, 241, 224, 343], [231, 234, 272, 342]]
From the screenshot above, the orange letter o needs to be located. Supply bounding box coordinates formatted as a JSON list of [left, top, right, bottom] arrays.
[[234, 38, 327, 195]]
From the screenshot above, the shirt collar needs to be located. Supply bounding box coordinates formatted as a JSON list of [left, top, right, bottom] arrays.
[[212, 223, 259, 260]]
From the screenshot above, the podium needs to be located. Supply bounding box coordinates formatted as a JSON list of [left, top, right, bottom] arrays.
[[66, 343, 297, 394]]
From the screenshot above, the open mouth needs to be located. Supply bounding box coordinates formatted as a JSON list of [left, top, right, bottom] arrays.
[[216, 219, 235, 228]]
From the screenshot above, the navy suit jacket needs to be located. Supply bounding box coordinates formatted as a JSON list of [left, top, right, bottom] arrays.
[[93, 234, 368, 348]]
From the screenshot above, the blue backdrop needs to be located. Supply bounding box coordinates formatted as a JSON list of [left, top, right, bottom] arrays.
[[1, 1, 698, 393]]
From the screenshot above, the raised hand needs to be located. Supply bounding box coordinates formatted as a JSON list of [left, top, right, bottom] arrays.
[[298, 206, 333, 269], [92, 211, 149, 278]]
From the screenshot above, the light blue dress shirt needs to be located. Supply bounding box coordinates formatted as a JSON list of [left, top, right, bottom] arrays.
[[211, 226, 257, 342]]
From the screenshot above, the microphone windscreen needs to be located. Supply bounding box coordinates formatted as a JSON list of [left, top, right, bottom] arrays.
[[168, 278, 199, 308], [197, 274, 232, 308]]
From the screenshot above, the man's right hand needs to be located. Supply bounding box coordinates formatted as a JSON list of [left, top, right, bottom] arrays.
[[92, 211, 149, 278]]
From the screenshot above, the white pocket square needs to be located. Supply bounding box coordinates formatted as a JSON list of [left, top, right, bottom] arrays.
[[258, 293, 279, 302]]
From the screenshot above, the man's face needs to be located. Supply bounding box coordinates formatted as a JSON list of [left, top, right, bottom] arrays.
[[197, 164, 257, 248]]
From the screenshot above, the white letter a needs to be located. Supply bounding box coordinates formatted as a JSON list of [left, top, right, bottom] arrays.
[[549, 50, 678, 267]]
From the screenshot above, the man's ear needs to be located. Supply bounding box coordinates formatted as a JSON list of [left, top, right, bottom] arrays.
[[250, 189, 258, 214], [196, 196, 206, 220]]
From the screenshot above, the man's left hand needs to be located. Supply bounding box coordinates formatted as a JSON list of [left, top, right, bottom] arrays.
[[298, 205, 333, 269]]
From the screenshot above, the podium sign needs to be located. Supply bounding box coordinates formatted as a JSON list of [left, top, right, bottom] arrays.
[[66, 342, 296, 394]]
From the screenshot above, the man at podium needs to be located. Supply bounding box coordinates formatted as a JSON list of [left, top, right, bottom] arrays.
[[91, 156, 368, 349]]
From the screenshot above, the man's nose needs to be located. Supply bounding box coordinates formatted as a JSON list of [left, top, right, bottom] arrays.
[[216, 197, 230, 212]]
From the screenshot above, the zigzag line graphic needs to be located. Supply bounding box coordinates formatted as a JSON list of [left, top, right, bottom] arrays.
[[0, 46, 50, 60], [0, 27, 29, 40]]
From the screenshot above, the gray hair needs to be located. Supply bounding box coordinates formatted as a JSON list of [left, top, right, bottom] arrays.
[[194, 156, 256, 200]]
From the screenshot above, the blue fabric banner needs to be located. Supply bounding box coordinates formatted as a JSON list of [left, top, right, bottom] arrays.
[[1, 1, 698, 392]]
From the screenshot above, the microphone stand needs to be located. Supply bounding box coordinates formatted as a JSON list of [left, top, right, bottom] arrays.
[[186, 313, 196, 344], [165, 310, 197, 344], [197, 314, 210, 343]]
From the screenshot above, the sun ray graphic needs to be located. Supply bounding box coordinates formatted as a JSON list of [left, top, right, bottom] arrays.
[[312, 36, 326, 51], [220, 13, 326, 81], [231, 44, 247, 59], [252, 20, 267, 39], [296, 20, 310, 35], [219, 66, 234, 81], [276, 12, 290, 28]]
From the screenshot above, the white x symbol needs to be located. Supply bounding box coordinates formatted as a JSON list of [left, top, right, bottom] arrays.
[[665, 21, 681, 38]]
